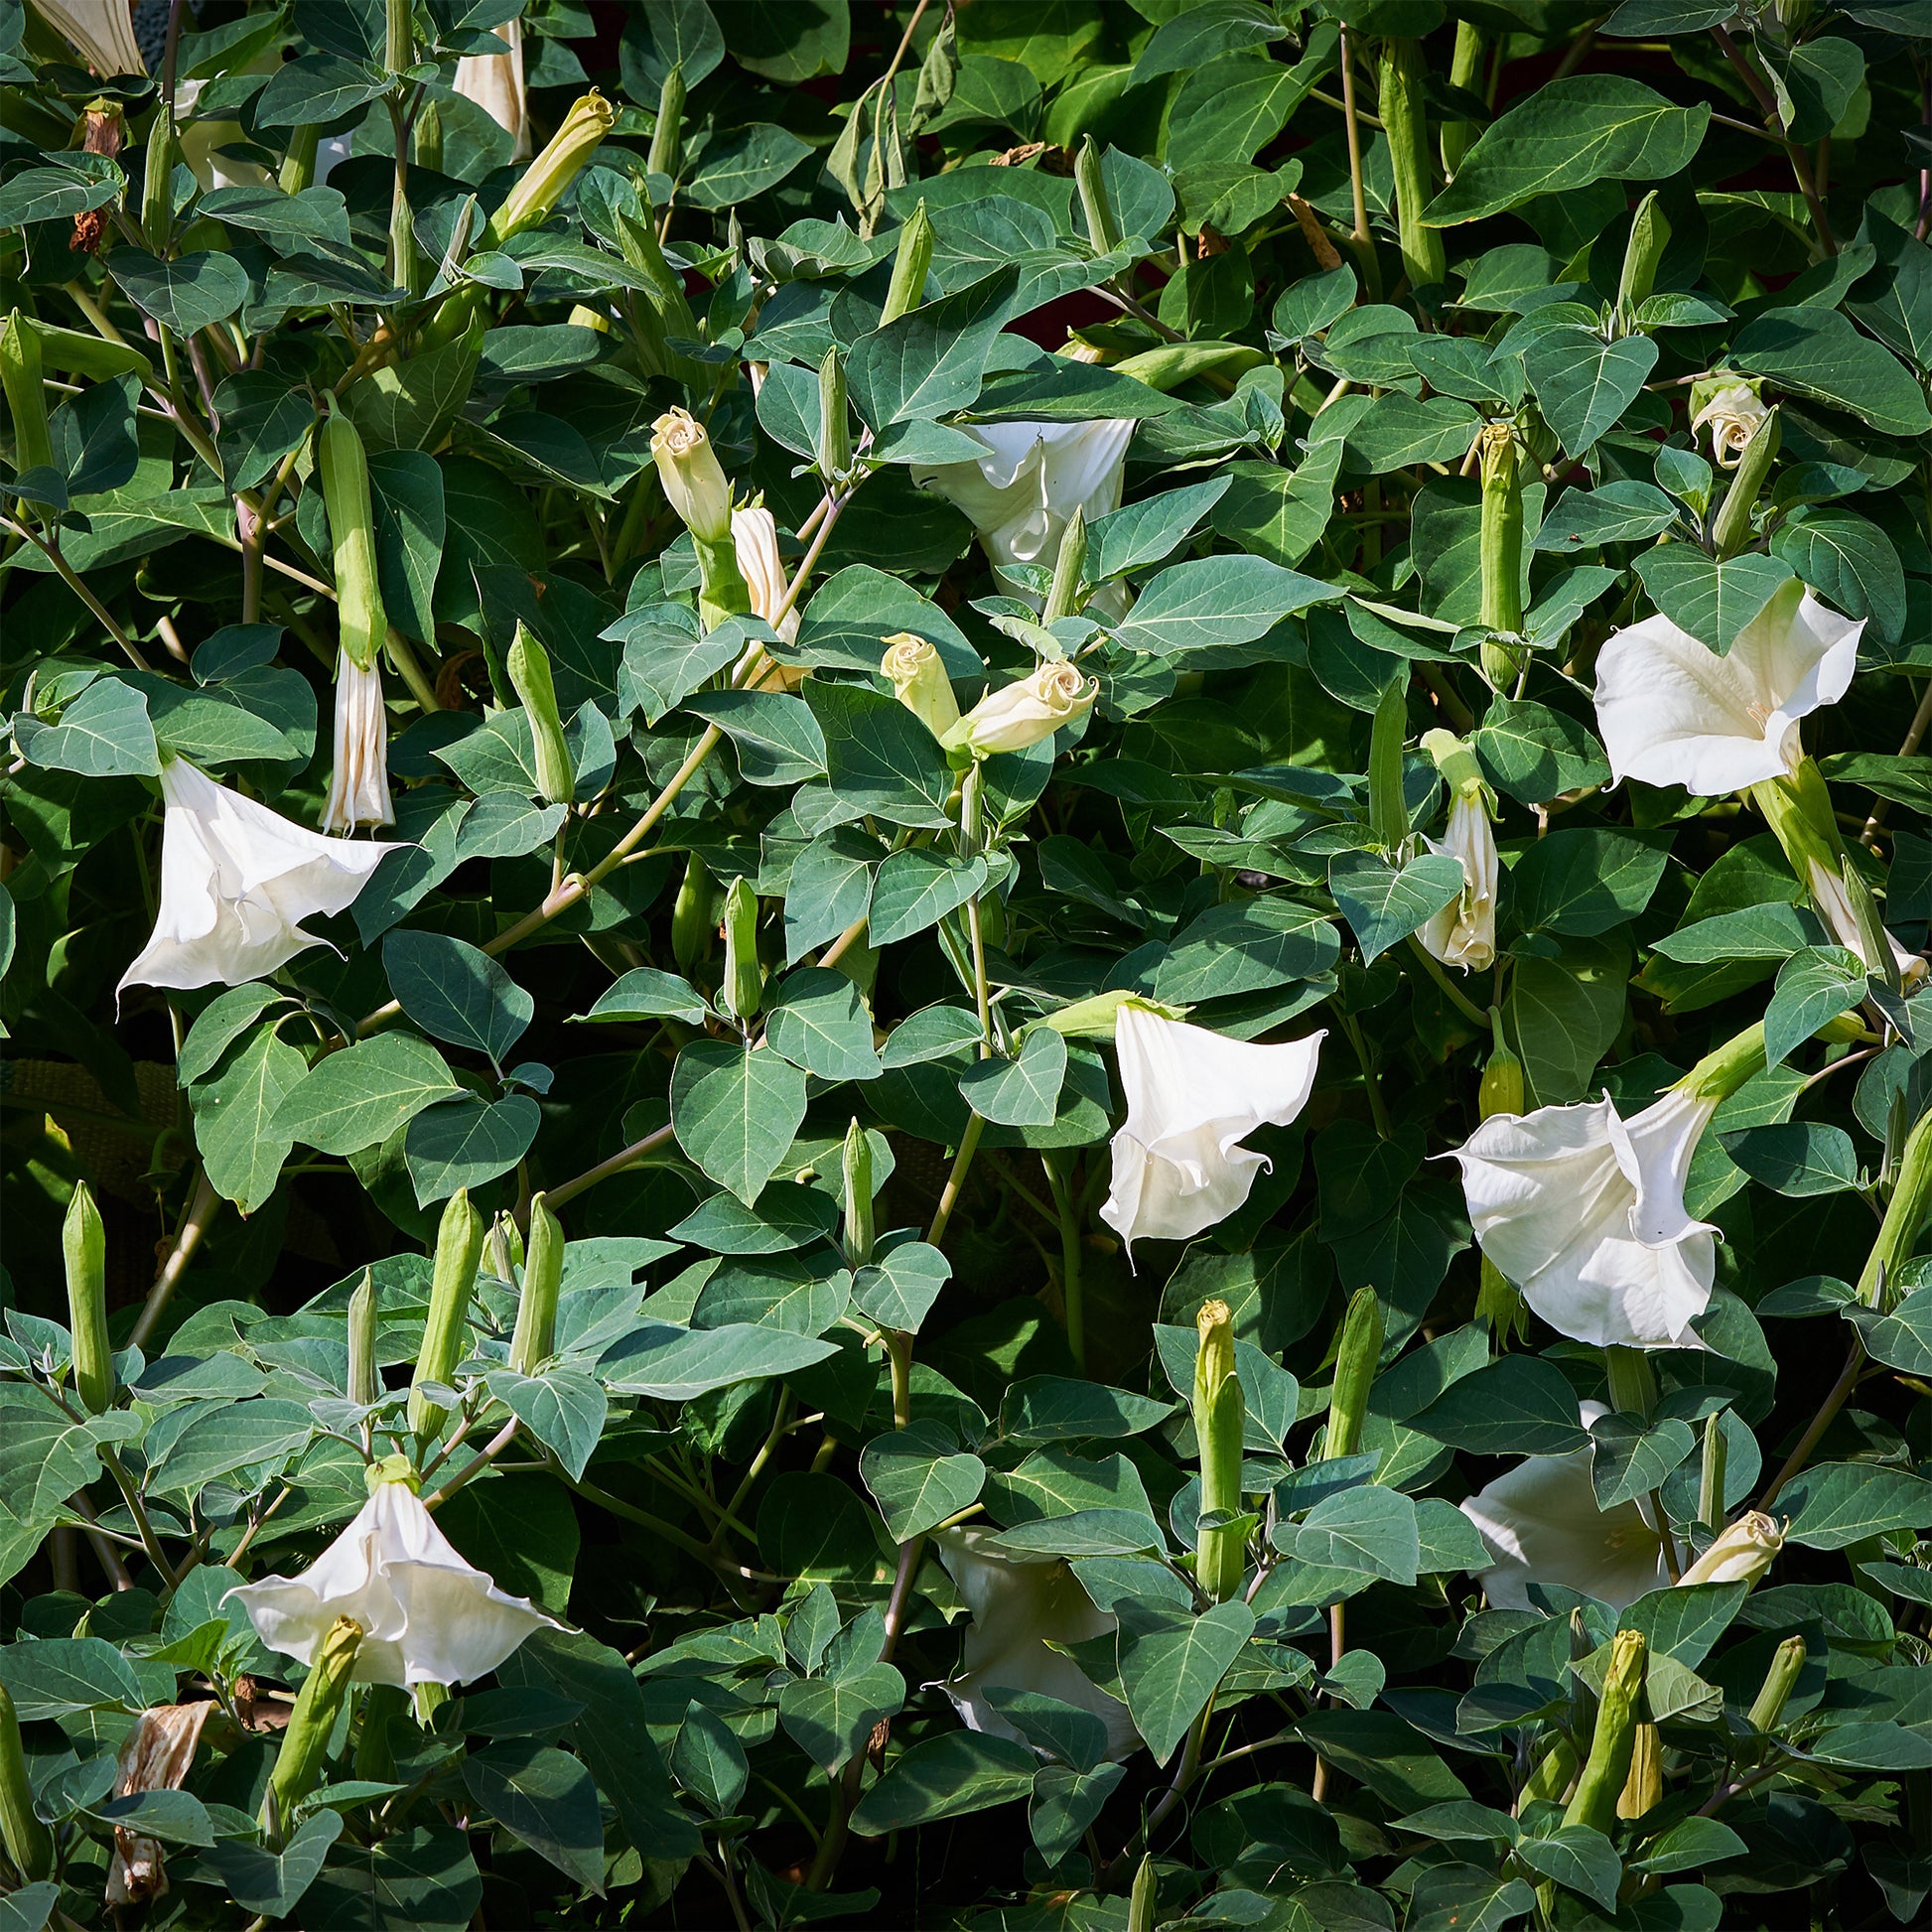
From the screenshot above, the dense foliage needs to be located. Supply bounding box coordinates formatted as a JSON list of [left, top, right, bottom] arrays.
[[2, 1, 1931, 1928]]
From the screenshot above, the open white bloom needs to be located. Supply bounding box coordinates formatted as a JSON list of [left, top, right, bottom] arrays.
[[1460, 1404, 1671, 1611], [1451, 1084, 1721, 1349], [1419, 788, 1497, 972], [732, 505, 798, 645], [953, 660, 1097, 758], [934, 1528, 1137, 1760], [1691, 381, 1769, 468], [226, 1477, 560, 1688], [454, 16, 531, 161], [120, 759, 399, 995], [28, 1, 145, 76], [322, 652, 394, 833], [1807, 858, 1928, 987], [1101, 1006, 1324, 1250], [1593, 581, 1863, 796], [912, 419, 1134, 610]]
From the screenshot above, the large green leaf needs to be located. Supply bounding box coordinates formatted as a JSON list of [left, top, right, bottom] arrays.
[[1116, 1599, 1255, 1763], [273, 1033, 464, 1156], [671, 1040, 810, 1205]]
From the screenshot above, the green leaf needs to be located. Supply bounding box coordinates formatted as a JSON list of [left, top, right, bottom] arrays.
[[1473, 698, 1610, 806], [0, 1636, 141, 1720], [439, 1473, 579, 1617], [671, 1040, 811, 1205], [1720, 1120, 1860, 1195], [1328, 851, 1464, 965], [1410, 1356, 1590, 1455], [1000, 1376, 1173, 1444], [1154, 897, 1340, 1004], [14, 678, 159, 777], [851, 1241, 952, 1332], [685, 122, 813, 209], [87, 1788, 213, 1848], [201, 1812, 343, 1920], [192, 1022, 307, 1214], [1523, 328, 1659, 458], [868, 849, 989, 947], [1168, 54, 1315, 174], [1589, 1412, 1698, 1509], [670, 1700, 750, 1817], [1535, 480, 1680, 552], [304, 1824, 481, 1932], [1116, 1599, 1255, 1763], [1650, 902, 1818, 964], [486, 1369, 608, 1480], [959, 1027, 1067, 1127], [852, 1729, 1037, 1835], [1732, 307, 1932, 437], [808, 681, 956, 829], [1633, 548, 1795, 652], [1764, 945, 1868, 1067], [106, 250, 251, 334], [861, 1421, 987, 1539], [1515, 1825, 1622, 1912], [579, 965, 710, 1027], [762, 968, 883, 1082], [1860, 1287, 1932, 1376], [1781, 1460, 1932, 1548], [1509, 827, 1669, 936], [462, 1741, 606, 1892], [685, 689, 827, 786], [150, 1398, 314, 1495], [255, 51, 389, 125], [1424, 75, 1710, 225], [383, 929, 533, 1065], [849, 268, 1020, 426], [367, 450, 446, 646], [778, 1664, 907, 1775], [1113, 553, 1335, 656], [599, 1320, 841, 1401], [670, 1182, 841, 1256], [1288, 1485, 1421, 1585], [1770, 507, 1907, 645], [1091, 478, 1231, 581], [274, 1033, 465, 1157]]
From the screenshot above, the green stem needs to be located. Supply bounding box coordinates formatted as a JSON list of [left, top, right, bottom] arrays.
[[1044, 1155, 1087, 1372]]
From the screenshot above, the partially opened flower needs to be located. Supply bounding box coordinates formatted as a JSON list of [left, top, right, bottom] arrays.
[[28, 1, 145, 76], [1419, 787, 1497, 972], [951, 660, 1097, 758], [321, 652, 394, 833], [1459, 1404, 1670, 1611], [1679, 1511, 1783, 1587], [226, 1472, 561, 1689], [120, 759, 400, 995], [454, 16, 531, 161], [1101, 1006, 1324, 1250], [882, 632, 960, 740], [1690, 379, 1768, 468], [732, 505, 798, 646], [1806, 859, 1928, 987], [651, 406, 732, 544], [1593, 580, 1863, 796], [912, 420, 1134, 610], [933, 1527, 1137, 1760]]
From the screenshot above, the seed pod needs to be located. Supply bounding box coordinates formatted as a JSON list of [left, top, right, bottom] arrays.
[[509, 1193, 563, 1375], [720, 876, 762, 1023], [64, 1179, 113, 1414], [346, 1270, 380, 1409], [507, 622, 576, 806], [263, 1616, 363, 1837], [881, 200, 934, 325], [1564, 1628, 1646, 1837], [408, 1189, 483, 1439], [0, 1679, 53, 1881], [0, 310, 53, 478], [842, 1118, 875, 1269], [1324, 1287, 1383, 1460], [1042, 506, 1088, 624], [1378, 40, 1444, 292], [318, 408, 386, 674], [1192, 1299, 1246, 1602]]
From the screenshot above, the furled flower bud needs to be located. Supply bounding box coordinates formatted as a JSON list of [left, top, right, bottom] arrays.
[[842, 1118, 875, 1269], [454, 16, 531, 161], [948, 661, 1097, 759], [1678, 1511, 1783, 1588], [882, 632, 961, 741], [1, 310, 54, 478], [1192, 1299, 1246, 1602], [485, 90, 615, 246], [1615, 190, 1671, 324], [817, 343, 852, 482], [64, 1178, 113, 1414], [507, 622, 576, 807], [1710, 405, 1780, 558], [651, 406, 733, 545], [1042, 506, 1088, 624], [731, 505, 798, 645], [1073, 136, 1120, 255], [1747, 1634, 1807, 1732], [263, 1615, 363, 1836], [1690, 378, 1770, 469], [1324, 1286, 1383, 1460], [672, 852, 716, 972], [882, 200, 934, 325], [509, 1193, 563, 1375], [409, 1187, 483, 1440], [720, 876, 762, 1023], [322, 650, 394, 834], [346, 1270, 380, 1409], [1564, 1629, 1646, 1837], [1478, 1041, 1524, 1120], [318, 409, 386, 675], [1038, 990, 1183, 1041], [0, 1679, 52, 1880]]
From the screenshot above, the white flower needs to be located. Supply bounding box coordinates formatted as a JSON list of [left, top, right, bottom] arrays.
[[226, 1477, 561, 1689], [1100, 1007, 1325, 1250], [1451, 1084, 1721, 1349], [1691, 381, 1769, 468], [1593, 581, 1863, 797], [30, 1, 145, 77], [454, 16, 531, 162], [953, 660, 1097, 758], [1419, 788, 1497, 972], [119, 759, 400, 995], [1807, 858, 1928, 987], [1460, 1404, 1671, 1612], [321, 651, 394, 834], [732, 505, 798, 645], [1679, 1511, 1783, 1587], [912, 419, 1135, 610], [882, 632, 960, 740], [933, 1527, 1137, 1760]]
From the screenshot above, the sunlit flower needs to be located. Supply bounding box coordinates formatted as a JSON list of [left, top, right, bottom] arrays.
[[119, 760, 399, 995], [1100, 1006, 1325, 1250], [732, 505, 798, 645], [1419, 788, 1497, 972], [31, 1, 145, 77], [454, 16, 531, 161], [933, 1527, 1137, 1760], [951, 660, 1096, 758], [321, 652, 394, 833], [651, 406, 733, 544], [1679, 1511, 1783, 1587], [1593, 581, 1863, 797], [1691, 380, 1769, 468], [882, 632, 960, 740], [226, 1473, 560, 1689]]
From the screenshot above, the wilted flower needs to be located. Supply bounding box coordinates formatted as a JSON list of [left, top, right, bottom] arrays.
[[950, 660, 1097, 758], [881, 632, 960, 740], [454, 16, 531, 161], [651, 406, 733, 544], [1691, 380, 1769, 468], [912, 420, 1135, 611], [933, 1527, 1137, 1760], [119, 760, 399, 996], [1419, 787, 1497, 972], [104, 1702, 213, 1905], [321, 651, 394, 834], [1100, 1005, 1325, 1250], [1678, 1510, 1783, 1587], [732, 505, 798, 645], [1593, 581, 1863, 797], [226, 1472, 561, 1689], [31, 1, 145, 76]]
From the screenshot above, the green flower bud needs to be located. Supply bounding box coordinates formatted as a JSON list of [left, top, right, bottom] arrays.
[[842, 1118, 875, 1269], [64, 1178, 112, 1415], [1696, 1409, 1727, 1529], [1420, 728, 1487, 803], [1042, 506, 1088, 624], [0, 311, 53, 479], [143, 107, 178, 248], [650, 406, 734, 546], [279, 121, 320, 196], [509, 1193, 563, 1375], [720, 876, 762, 1023], [882, 200, 934, 325], [346, 1269, 380, 1410], [1476, 1257, 1528, 1346], [1615, 191, 1671, 326], [264, 1615, 363, 1837], [1747, 1633, 1807, 1733], [0, 1679, 52, 1881], [488, 91, 616, 248], [882, 633, 960, 741], [507, 622, 576, 806], [1440, 21, 1484, 177], [818, 343, 852, 481], [1478, 1041, 1525, 1120], [1710, 405, 1780, 559], [1324, 1287, 1383, 1461], [412, 102, 443, 176], [1478, 423, 1525, 651], [1074, 136, 1120, 255], [1518, 1732, 1576, 1810], [409, 1188, 483, 1440], [1862, 1107, 1932, 1311], [1564, 1628, 1646, 1837], [672, 852, 716, 973], [647, 64, 685, 184], [1192, 1299, 1247, 1603], [1679, 1021, 1768, 1107], [318, 409, 386, 675], [1378, 40, 1444, 293], [1127, 1853, 1159, 1932]]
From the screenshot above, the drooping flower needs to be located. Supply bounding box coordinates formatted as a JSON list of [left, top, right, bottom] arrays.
[[912, 420, 1135, 610], [651, 405, 733, 544], [226, 1472, 560, 1689], [321, 651, 394, 833], [1419, 786, 1498, 972], [882, 632, 960, 740], [454, 16, 531, 161], [1592, 581, 1863, 797], [1690, 379, 1769, 468], [933, 1527, 1137, 1760], [732, 504, 798, 646], [950, 660, 1097, 758], [1100, 1006, 1325, 1250], [119, 760, 400, 995], [29, 1, 145, 77]]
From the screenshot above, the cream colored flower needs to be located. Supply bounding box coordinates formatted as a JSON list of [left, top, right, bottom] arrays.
[[28, 1, 145, 77], [1806, 859, 1928, 987], [454, 16, 531, 161], [881, 632, 960, 740], [322, 651, 394, 834], [732, 505, 798, 645], [1593, 581, 1863, 797], [226, 1475, 560, 1689], [952, 660, 1096, 758], [1679, 1511, 1783, 1587], [120, 760, 399, 995], [1691, 380, 1769, 468], [1419, 787, 1497, 972], [1100, 1006, 1324, 1250], [651, 406, 733, 543]]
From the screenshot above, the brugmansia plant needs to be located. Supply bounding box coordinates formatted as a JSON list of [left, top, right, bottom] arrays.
[[4, 1, 1932, 1929]]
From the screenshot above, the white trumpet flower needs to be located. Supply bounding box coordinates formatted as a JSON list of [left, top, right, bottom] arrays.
[[933, 1528, 1137, 1760], [226, 1475, 560, 1689], [321, 651, 394, 833], [912, 419, 1135, 611], [1806, 859, 1928, 987], [28, 1, 145, 77], [454, 16, 531, 161], [1419, 787, 1497, 972], [1593, 581, 1863, 797], [119, 759, 399, 995], [1690, 381, 1769, 468], [1100, 1006, 1324, 1251], [732, 504, 799, 645], [951, 660, 1097, 758]]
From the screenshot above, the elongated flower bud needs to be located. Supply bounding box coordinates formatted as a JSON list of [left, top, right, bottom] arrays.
[[1564, 1629, 1646, 1837], [1697, 1410, 1727, 1528], [1192, 1299, 1246, 1602], [1710, 406, 1779, 559], [651, 406, 733, 545], [1747, 1634, 1807, 1733], [279, 121, 321, 195], [947, 661, 1097, 759], [1680, 1021, 1767, 1106], [507, 623, 575, 806], [1042, 507, 1088, 624], [1679, 1510, 1783, 1587], [647, 65, 685, 183], [1617, 1721, 1663, 1821], [818, 344, 851, 481], [342, 1270, 379, 1408], [1616, 191, 1671, 325], [720, 876, 762, 1023], [409, 1188, 483, 1438], [672, 853, 715, 972], [1324, 1287, 1383, 1461], [65, 1179, 113, 1414], [842, 1118, 875, 1269], [0, 311, 53, 478], [1440, 21, 1483, 177], [143, 108, 177, 250], [488, 90, 615, 247], [1518, 1732, 1576, 1810], [318, 410, 385, 675], [1862, 1107, 1932, 1310], [1478, 425, 1524, 688], [1378, 40, 1444, 293], [1479, 1044, 1524, 1121], [264, 1615, 362, 1836], [1127, 1853, 1159, 1932], [882, 633, 960, 741], [1074, 137, 1120, 255], [0, 1680, 52, 1881], [413, 102, 443, 175], [322, 650, 394, 834], [882, 202, 933, 325], [509, 1193, 563, 1375]]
